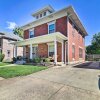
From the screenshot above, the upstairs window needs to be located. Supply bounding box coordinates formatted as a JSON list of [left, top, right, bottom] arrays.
[[43, 12, 46, 16], [48, 22, 55, 34], [72, 45, 75, 59], [40, 14, 42, 18], [79, 48, 83, 58], [29, 29, 34, 38], [36, 15, 39, 19]]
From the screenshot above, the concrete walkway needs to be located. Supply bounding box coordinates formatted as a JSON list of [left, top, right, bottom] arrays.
[[0, 65, 100, 100]]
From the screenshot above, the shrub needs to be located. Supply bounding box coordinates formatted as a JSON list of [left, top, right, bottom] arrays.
[[45, 58, 50, 62], [33, 57, 41, 63], [0, 53, 5, 62], [12, 57, 17, 62], [17, 56, 22, 60]]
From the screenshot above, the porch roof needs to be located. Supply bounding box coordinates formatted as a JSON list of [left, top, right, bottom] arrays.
[[11, 32, 67, 46]]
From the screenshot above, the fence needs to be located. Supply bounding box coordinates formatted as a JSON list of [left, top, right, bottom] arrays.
[[86, 54, 100, 61]]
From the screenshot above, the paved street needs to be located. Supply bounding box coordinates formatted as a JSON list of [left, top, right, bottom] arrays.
[[0, 63, 100, 100]]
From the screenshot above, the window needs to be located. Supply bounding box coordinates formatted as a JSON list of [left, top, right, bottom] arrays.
[[48, 22, 55, 34], [40, 13, 42, 17], [43, 12, 46, 16], [72, 45, 75, 58], [36, 15, 39, 19], [29, 30, 34, 38], [7, 50, 10, 57], [48, 45, 54, 57], [79, 48, 83, 58]]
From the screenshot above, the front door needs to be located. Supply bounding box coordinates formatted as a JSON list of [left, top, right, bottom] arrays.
[[32, 47, 38, 58]]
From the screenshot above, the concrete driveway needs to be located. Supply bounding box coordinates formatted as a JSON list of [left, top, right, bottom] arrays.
[[0, 64, 100, 100]]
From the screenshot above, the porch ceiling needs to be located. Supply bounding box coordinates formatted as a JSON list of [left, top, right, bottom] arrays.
[[12, 32, 67, 46]]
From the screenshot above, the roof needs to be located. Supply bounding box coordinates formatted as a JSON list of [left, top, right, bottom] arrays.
[[0, 32, 23, 41], [66, 6, 88, 36], [32, 5, 55, 17], [21, 6, 88, 36], [0, 32, 5, 35], [11, 32, 67, 46]]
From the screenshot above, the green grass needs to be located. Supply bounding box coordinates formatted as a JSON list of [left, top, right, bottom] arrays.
[[0, 62, 10, 66], [0, 65, 47, 78]]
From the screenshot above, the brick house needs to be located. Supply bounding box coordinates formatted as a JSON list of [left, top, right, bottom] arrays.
[[0, 32, 23, 62], [13, 5, 88, 64]]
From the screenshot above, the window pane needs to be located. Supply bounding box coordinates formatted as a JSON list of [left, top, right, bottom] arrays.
[[29, 31, 34, 38], [79, 48, 83, 58], [49, 45, 54, 57], [44, 12, 46, 16], [40, 14, 42, 17], [49, 24, 55, 34]]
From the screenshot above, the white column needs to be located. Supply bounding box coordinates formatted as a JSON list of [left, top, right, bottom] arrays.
[[14, 45, 17, 58], [62, 41, 64, 63], [65, 41, 67, 64], [54, 38, 57, 64], [23, 46, 26, 58], [30, 44, 32, 59]]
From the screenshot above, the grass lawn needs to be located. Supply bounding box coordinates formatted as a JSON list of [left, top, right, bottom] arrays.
[[0, 65, 47, 78], [0, 62, 10, 66]]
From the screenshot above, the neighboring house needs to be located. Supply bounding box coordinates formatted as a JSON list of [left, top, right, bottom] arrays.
[[13, 5, 88, 64], [0, 32, 23, 62]]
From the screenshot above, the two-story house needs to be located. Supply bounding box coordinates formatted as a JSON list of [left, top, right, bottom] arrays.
[[0, 32, 23, 62], [13, 5, 88, 64]]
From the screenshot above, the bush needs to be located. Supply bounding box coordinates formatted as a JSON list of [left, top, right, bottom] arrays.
[[33, 57, 41, 63], [17, 56, 22, 60], [45, 58, 50, 62], [12, 57, 17, 62], [0, 53, 5, 62]]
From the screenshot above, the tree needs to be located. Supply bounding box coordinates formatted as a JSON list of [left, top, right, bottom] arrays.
[[13, 27, 23, 38], [86, 32, 100, 54]]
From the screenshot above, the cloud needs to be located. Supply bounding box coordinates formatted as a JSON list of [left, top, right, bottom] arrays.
[[6, 21, 17, 30]]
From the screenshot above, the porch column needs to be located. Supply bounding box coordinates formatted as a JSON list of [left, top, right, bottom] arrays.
[[30, 44, 32, 59], [62, 41, 64, 63], [14, 45, 17, 58], [54, 38, 57, 64], [23, 46, 26, 58]]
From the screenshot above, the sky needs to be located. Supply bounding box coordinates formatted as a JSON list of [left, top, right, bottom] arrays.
[[0, 0, 100, 46]]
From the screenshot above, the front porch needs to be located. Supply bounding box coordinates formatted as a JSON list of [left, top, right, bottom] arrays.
[[13, 32, 68, 64]]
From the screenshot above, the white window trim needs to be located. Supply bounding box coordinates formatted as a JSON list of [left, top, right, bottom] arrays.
[[47, 43, 54, 57], [29, 28, 34, 38], [48, 21, 56, 34]]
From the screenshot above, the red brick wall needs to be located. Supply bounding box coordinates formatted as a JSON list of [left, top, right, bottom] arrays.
[[57, 42, 62, 62], [56, 16, 67, 36], [24, 16, 67, 39], [68, 19, 85, 62], [34, 24, 48, 36], [38, 43, 48, 58], [24, 30, 29, 39]]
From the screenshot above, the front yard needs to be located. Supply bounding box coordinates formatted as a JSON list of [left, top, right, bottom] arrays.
[[0, 65, 47, 78], [0, 62, 10, 66]]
